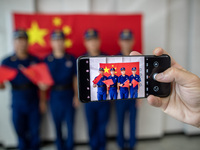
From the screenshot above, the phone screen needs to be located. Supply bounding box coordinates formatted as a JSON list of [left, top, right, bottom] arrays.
[[78, 55, 171, 102], [78, 56, 146, 102]]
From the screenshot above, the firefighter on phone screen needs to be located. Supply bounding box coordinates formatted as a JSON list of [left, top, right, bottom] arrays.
[[93, 68, 107, 100], [118, 67, 129, 99], [107, 68, 118, 100], [129, 67, 141, 98]]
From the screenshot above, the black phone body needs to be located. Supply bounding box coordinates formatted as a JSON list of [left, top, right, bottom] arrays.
[[77, 55, 171, 103]]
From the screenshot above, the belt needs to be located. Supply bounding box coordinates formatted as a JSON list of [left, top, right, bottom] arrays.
[[98, 85, 106, 87], [110, 85, 117, 87], [12, 83, 37, 90], [52, 83, 73, 91]]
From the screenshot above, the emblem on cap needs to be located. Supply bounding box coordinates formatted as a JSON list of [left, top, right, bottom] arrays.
[[88, 29, 94, 36]]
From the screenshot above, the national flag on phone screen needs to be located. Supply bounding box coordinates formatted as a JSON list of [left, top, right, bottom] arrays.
[[132, 79, 139, 88], [100, 62, 139, 77], [92, 74, 102, 84], [21, 63, 54, 86], [102, 79, 114, 86], [0, 66, 18, 83], [122, 80, 130, 87]]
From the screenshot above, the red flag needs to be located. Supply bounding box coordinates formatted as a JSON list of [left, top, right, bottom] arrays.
[[21, 63, 54, 86], [14, 13, 142, 59], [92, 74, 102, 84], [100, 62, 139, 77], [102, 79, 114, 86], [122, 80, 130, 87], [132, 79, 139, 88], [0, 66, 18, 83]]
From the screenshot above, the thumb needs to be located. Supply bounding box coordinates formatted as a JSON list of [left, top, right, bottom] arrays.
[[155, 67, 198, 86]]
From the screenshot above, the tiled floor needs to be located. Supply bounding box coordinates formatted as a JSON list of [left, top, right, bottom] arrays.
[[1, 135, 199, 150], [41, 135, 200, 150]]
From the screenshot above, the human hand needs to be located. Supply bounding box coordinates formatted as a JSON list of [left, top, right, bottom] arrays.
[[130, 48, 200, 128], [39, 101, 47, 114], [37, 82, 49, 91], [73, 96, 80, 108]]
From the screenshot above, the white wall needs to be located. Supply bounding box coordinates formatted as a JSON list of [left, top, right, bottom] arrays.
[[0, 0, 200, 147]]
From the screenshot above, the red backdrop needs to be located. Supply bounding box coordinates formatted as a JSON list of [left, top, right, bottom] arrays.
[[100, 62, 139, 77], [14, 13, 142, 59]]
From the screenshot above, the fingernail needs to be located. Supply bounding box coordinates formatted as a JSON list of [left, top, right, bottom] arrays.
[[155, 73, 164, 80], [155, 48, 160, 54]]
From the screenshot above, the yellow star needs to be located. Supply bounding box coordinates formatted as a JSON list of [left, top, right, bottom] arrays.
[[27, 21, 48, 47], [64, 39, 73, 48], [53, 17, 62, 26], [104, 67, 109, 73], [63, 25, 72, 35]]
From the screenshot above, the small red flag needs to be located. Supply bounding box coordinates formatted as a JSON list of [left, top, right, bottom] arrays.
[[102, 79, 114, 86], [132, 79, 138, 88], [92, 74, 102, 84], [21, 63, 54, 86], [0, 66, 18, 83], [122, 80, 130, 87]]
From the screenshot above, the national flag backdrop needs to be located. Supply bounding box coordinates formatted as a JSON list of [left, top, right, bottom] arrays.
[[100, 62, 139, 77], [14, 13, 142, 59]]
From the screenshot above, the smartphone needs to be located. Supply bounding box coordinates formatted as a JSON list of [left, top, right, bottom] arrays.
[[77, 55, 171, 103]]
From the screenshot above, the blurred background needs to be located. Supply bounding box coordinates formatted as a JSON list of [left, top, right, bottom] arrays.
[[0, 0, 200, 150]]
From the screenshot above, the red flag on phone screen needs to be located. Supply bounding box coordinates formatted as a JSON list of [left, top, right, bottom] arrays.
[[132, 79, 138, 88], [92, 74, 102, 84], [100, 62, 139, 77], [0, 66, 18, 83], [102, 79, 114, 86], [122, 80, 130, 87], [21, 63, 54, 86]]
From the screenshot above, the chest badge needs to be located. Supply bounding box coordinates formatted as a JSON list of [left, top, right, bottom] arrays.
[[65, 60, 73, 68]]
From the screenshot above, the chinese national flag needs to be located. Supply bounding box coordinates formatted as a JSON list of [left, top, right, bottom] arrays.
[[92, 74, 102, 84], [132, 79, 139, 88], [100, 62, 139, 77], [122, 80, 130, 87], [102, 79, 114, 86], [21, 63, 54, 86], [0, 66, 18, 83], [14, 14, 142, 59]]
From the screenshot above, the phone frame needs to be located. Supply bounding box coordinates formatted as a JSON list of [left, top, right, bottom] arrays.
[[77, 54, 171, 103]]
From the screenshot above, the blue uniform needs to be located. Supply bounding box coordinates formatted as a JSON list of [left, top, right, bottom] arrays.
[[84, 51, 110, 150], [129, 74, 141, 98], [108, 75, 118, 100], [118, 75, 129, 99], [44, 53, 76, 150], [115, 51, 137, 149], [96, 75, 107, 100], [2, 54, 40, 150]]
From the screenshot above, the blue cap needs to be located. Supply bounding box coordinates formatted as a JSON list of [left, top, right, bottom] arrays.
[[132, 67, 136, 71], [84, 29, 99, 39], [121, 67, 125, 71], [99, 68, 104, 71], [13, 29, 28, 39], [119, 29, 133, 40], [51, 30, 65, 40], [110, 68, 115, 71]]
